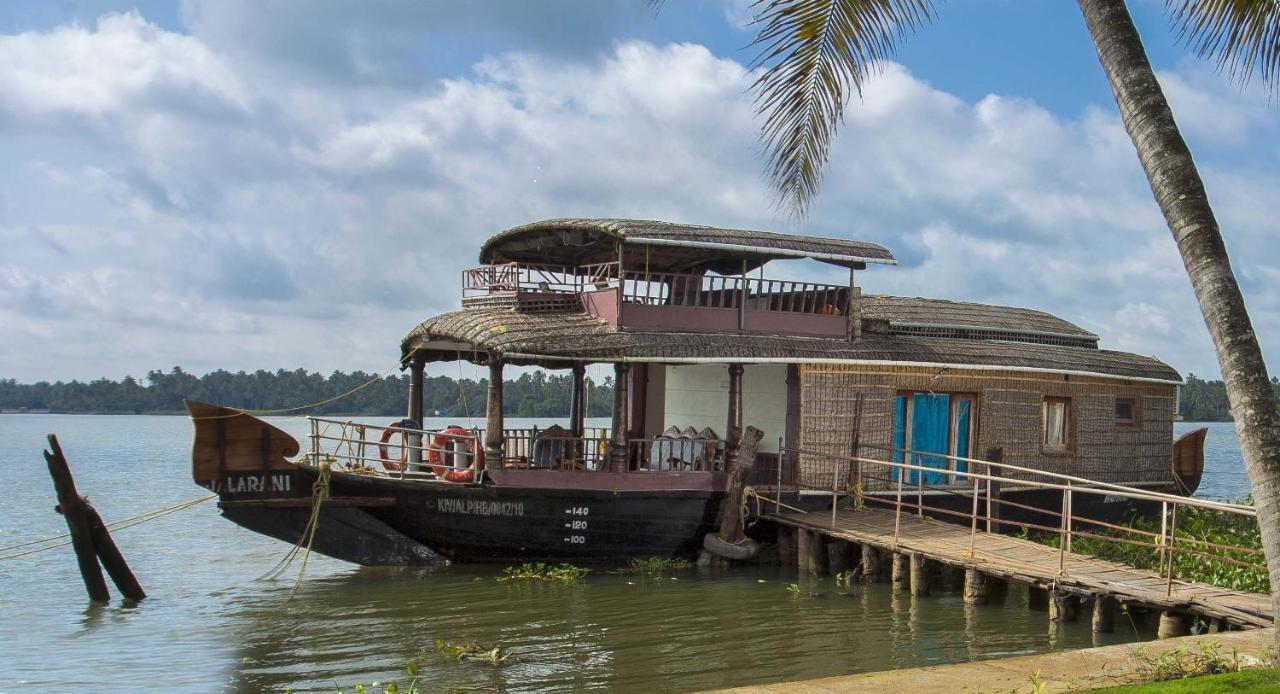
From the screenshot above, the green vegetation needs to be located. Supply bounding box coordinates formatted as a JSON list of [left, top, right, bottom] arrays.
[[1084, 640, 1274, 692], [1087, 669, 1280, 693], [1026, 502, 1267, 594], [614, 556, 693, 574], [328, 641, 514, 694], [498, 562, 590, 582], [1179, 374, 1280, 422], [0, 367, 613, 417]]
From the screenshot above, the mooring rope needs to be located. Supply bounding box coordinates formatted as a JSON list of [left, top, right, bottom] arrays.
[[0, 494, 217, 561], [259, 462, 330, 605]]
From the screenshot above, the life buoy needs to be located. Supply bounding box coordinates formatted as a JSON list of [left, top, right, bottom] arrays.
[[378, 419, 420, 471], [428, 425, 483, 479]]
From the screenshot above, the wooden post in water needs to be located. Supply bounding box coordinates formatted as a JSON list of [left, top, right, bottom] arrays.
[[797, 529, 813, 573], [1157, 611, 1190, 639], [44, 435, 145, 602], [1049, 592, 1079, 622]]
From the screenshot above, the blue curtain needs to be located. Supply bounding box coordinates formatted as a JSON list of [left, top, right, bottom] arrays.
[[891, 395, 906, 482], [911, 393, 951, 485]]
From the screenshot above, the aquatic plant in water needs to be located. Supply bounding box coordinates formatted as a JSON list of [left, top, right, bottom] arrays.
[[614, 556, 694, 574], [498, 562, 589, 582]]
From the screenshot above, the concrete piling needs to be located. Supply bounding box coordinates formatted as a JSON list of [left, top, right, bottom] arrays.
[[963, 568, 988, 605], [1049, 592, 1079, 622], [892, 553, 909, 592], [910, 554, 931, 597], [777, 526, 796, 566], [1158, 611, 1191, 639], [1091, 596, 1115, 633], [862, 544, 884, 582], [797, 529, 812, 573]]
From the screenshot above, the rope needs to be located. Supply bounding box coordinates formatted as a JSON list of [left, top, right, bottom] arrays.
[[0, 494, 216, 561], [191, 363, 403, 420], [260, 462, 330, 604]]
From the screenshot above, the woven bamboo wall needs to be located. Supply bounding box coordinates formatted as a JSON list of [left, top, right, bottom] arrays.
[[798, 364, 1176, 491]]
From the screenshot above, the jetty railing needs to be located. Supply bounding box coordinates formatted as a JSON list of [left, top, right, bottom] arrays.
[[779, 444, 1263, 595]]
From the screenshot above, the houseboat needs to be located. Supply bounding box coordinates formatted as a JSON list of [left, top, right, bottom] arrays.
[[186, 218, 1203, 565]]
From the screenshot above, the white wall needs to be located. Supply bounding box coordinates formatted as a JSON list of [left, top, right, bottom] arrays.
[[660, 363, 787, 453]]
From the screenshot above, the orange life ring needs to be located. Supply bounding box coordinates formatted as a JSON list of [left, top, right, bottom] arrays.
[[378, 419, 419, 471], [428, 425, 483, 479]]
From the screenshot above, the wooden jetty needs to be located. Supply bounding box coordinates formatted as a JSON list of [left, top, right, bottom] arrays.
[[768, 506, 1271, 632]]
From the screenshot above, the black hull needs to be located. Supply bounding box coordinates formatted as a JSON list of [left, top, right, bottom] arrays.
[[217, 467, 726, 565]]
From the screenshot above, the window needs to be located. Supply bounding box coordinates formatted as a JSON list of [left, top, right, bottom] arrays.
[[892, 392, 976, 485], [1115, 397, 1138, 427], [1043, 397, 1071, 450]]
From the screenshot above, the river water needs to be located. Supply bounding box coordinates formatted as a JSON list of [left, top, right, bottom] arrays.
[[0, 417, 1248, 692]]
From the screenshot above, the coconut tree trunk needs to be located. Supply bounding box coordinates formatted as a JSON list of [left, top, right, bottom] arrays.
[[1078, 0, 1280, 642]]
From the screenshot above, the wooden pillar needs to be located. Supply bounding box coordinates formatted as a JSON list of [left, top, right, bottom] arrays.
[[484, 356, 504, 466], [407, 353, 426, 466], [1049, 592, 1080, 622], [862, 544, 884, 582], [717, 427, 763, 545], [725, 363, 744, 467], [1157, 611, 1191, 639], [1092, 596, 1116, 633], [569, 362, 586, 437], [777, 526, 796, 566], [891, 553, 909, 591], [963, 568, 988, 605], [609, 362, 631, 471], [910, 554, 931, 596], [985, 446, 1003, 533]]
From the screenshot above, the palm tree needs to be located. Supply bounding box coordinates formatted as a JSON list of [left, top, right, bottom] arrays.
[[746, 0, 1280, 644]]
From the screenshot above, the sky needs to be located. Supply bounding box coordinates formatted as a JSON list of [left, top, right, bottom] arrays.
[[0, 0, 1276, 384]]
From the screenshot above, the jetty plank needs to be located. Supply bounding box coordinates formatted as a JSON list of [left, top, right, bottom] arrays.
[[766, 506, 1273, 628]]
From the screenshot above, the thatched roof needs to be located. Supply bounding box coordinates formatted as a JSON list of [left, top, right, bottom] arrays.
[[479, 218, 896, 274], [403, 306, 1180, 383], [862, 295, 1098, 348]]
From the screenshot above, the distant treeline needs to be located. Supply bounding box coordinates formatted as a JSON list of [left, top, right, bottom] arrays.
[[0, 367, 615, 418], [1179, 374, 1280, 422], [1, 368, 1273, 421]]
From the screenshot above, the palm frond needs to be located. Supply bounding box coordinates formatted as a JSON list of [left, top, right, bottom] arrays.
[[749, 0, 933, 217], [1167, 0, 1280, 89]]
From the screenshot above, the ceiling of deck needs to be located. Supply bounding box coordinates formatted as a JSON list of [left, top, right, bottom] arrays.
[[478, 218, 897, 274]]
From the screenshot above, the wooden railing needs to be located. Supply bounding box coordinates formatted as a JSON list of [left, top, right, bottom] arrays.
[[618, 270, 848, 315]]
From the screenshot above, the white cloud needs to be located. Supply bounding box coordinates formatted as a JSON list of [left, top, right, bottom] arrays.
[[0, 11, 1275, 384]]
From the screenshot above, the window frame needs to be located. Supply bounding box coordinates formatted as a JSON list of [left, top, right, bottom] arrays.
[[1042, 396, 1073, 454], [1114, 396, 1140, 428]]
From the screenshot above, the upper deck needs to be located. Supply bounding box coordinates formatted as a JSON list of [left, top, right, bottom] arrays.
[[463, 218, 893, 339]]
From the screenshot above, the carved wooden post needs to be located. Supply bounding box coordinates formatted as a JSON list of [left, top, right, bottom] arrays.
[[484, 356, 504, 467], [609, 362, 631, 471], [717, 426, 763, 544], [725, 363, 744, 468]]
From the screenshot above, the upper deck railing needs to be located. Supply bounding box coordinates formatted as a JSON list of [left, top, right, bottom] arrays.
[[462, 261, 854, 338]]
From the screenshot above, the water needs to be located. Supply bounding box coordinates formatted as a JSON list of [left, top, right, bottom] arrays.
[[0, 417, 1248, 692]]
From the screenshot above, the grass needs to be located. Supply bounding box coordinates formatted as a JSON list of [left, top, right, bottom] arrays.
[[1086, 668, 1280, 692], [613, 556, 693, 574]]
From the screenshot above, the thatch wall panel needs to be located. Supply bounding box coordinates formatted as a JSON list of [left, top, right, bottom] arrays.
[[798, 364, 1177, 491]]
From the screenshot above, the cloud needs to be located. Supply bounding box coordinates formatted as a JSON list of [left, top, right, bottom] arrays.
[[0, 10, 1275, 384]]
